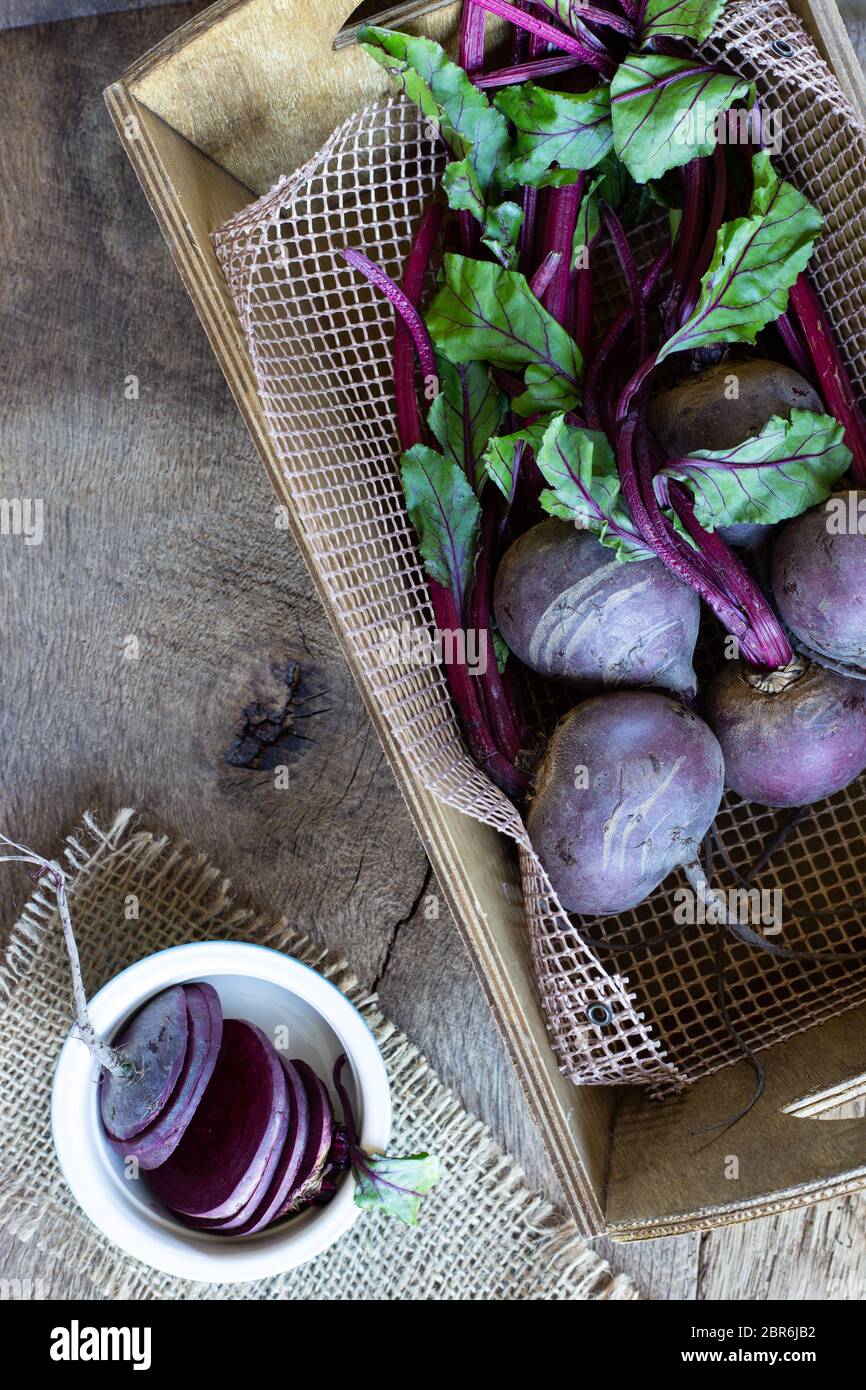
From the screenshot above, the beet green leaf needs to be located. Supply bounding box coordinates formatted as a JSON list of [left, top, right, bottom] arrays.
[[426, 255, 583, 416], [482, 421, 549, 501], [610, 55, 750, 182], [658, 152, 822, 359], [360, 27, 521, 264], [494, 82, 613, 188], [401, 445, 481, 612], [428, 354, 508, 489], [639, 0, 725, 44], [655, 409, 851, 529], [536, 415, 655, 560], [353, 1152, 442, 1226]]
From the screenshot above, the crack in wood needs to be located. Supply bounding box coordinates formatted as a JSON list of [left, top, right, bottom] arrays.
[[373, 862, 433, 992]]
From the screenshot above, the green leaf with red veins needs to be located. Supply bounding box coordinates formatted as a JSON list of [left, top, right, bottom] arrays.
[[482, 421, 549, 500], [610, 55, 750, 183], [353, 1152, 442, 1226], [640, 0, 725, 44], [360, 27, 521, 266], [401, 445, 481, 611], [655, 410, 851, 529], [494, 81, 612, 188], [359, 27, 510, 194], [428, 354, 508, 490], [658, 152, 823, 359], [536, 415, 655, 561], [426, 254, 583, 417]]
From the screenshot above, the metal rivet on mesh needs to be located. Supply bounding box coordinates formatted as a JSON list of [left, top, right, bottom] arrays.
[[771, 38, 795, 56], [587, 1003, 612, 1027]]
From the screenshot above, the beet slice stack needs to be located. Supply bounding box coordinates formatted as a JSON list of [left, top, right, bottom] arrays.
[[99, 983, 346, 1234], [149, 1019, 289, 1221]]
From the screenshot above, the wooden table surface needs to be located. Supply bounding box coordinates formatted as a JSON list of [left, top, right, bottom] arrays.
[[1, 1, 863, 1300]]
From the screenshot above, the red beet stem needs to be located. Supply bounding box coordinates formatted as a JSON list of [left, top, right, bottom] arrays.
[[469, 492, 522, 762], [529, 249, 562, 299], [474, 53, 584, 87], [788, 273, 866, 485], [342, 246, 437, 389], [541, 180, 583, 326], [471, 0, 613, 72]]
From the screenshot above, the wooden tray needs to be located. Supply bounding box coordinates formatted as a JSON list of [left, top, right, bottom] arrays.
[[105, 0, 866, 1239]]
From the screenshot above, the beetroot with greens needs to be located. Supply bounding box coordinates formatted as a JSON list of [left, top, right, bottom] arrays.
[[494, 518, 699, 696], [342, 1, 866, 816]]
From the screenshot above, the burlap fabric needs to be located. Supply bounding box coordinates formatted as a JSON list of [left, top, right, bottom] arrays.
[[0, 811, 636, 1301], [213, 2, 866, 1096]]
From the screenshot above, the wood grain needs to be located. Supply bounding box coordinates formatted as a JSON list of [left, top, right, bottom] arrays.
[[2, 0, 183, 31]]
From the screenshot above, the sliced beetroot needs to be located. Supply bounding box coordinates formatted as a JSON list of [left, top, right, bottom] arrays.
[[100, 985, 189, 1141], [199, 1058, 312, 1236], [148, 1019, 288, 1221], [276, 1058, 334, 1218], [106, 983, 223, 1170]]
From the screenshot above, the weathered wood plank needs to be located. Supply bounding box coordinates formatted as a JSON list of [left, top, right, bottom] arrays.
[[0, 1, 424, 1007], [2, 1, 183, 32]]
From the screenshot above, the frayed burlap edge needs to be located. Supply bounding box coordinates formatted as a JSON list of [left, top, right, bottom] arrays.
[[0, 810, 638, 1301]]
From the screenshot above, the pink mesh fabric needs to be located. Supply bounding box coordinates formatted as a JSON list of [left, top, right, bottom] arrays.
[[215, 1, 866, 1094]]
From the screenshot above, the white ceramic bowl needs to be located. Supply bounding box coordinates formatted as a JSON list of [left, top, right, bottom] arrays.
[[51, 940, 391, 1282]]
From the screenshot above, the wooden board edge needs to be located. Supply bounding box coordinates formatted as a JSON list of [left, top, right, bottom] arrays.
[[103, 77, 607, 1237], [607, 1168, 866, 1241], [790, 0, 866, 120]]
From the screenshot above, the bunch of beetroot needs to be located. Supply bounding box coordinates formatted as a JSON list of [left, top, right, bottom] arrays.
[[341, 1, 866, 928]]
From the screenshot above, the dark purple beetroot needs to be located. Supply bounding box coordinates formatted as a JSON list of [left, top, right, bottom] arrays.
[[148, 1019, 288, 1221], [772, 494, 866, 674], [493, 519, 700, 698], [276, 1058, 334, 1218], [100, 985, 189, 1141], [527, 692, 725, 916], [702, 658, 866, 807], [107, 984, 223, 1170], [190, 1057, 311, 1235]]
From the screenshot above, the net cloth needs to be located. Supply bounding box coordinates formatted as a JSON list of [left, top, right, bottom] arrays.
[[214, 1, 866, 1095]]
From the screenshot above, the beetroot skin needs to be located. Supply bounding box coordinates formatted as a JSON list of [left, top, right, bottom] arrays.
[[493, 519, 700, 697], [148, 1019, 288, 1221], [100, 985, 189, 1142], [107, 982, 223, 1170], [772, 493, 866, 673], [702, 659, 866, 807], [527, 692, 724, 916]]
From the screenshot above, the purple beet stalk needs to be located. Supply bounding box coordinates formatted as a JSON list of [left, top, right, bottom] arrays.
[[788, 273, 866, 485], [470, 0, 614, 73], [344, 229, 526, 796], [475, 53, 585, 87]]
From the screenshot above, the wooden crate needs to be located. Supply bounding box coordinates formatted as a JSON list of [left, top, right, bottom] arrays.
[[105, 0, 866, 1239]]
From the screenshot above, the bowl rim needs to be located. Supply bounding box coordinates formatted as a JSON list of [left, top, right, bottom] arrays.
[[51, 939, 391, 1283]]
